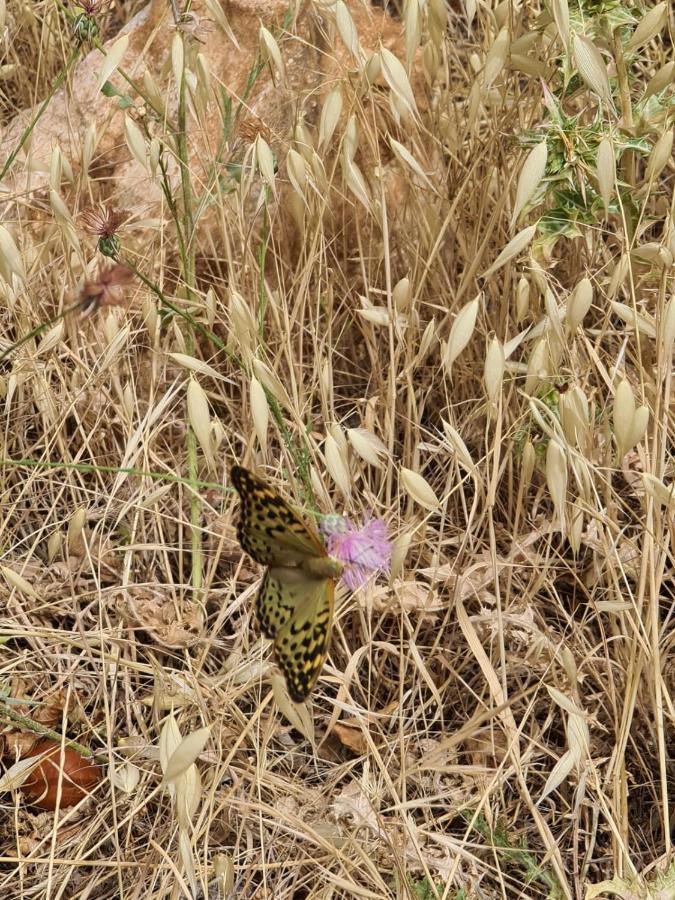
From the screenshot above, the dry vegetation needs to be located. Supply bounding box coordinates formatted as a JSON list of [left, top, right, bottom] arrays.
[[0, 0, 674, 897]]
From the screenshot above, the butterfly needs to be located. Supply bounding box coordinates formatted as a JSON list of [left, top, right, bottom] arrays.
[[230, 465, 343, 702]]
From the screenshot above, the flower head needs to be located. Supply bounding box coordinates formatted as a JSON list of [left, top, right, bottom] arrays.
[[80, 205, 126, 239], [72, 264, 134, 314], [175, 11, 214, 43], [238, 117, 272, 145], [321, 515, 392, 590], [80, 205, 128, 257], [69, 2, 111, 43], [75, 0, 108, 13]]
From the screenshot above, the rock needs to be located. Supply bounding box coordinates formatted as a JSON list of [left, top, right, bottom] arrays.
[[1, 0, 426, 259]]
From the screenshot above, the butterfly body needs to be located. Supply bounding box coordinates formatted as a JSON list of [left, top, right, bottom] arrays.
[[301, 556, 344, 579], [231, 465, 342, 702]]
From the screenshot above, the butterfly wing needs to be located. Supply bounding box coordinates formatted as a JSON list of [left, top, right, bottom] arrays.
[[231, 465, 326, 567], [261, 566, 335, 702], [255, 567, 295, 640]]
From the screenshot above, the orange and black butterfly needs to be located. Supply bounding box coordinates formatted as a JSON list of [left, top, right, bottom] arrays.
[[231, 466, 343, 702]]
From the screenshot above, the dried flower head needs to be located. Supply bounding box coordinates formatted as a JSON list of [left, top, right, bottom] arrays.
[[72, 264, 134, 314], [175, 11, 214, 43], [321, 515, 392, 590], [238, 117, 272, 146], [75, 0, 108, 13], [80, 205, 128, 257], [80, 205, 126, 239]]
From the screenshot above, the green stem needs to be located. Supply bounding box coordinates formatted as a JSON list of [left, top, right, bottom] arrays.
[[0, 701, 95, 760], [89, 38, 178, 134], [192, 13, 292, 233], [0, 456, 227, 494], [0, 301, 83, 364], [173, 41, 202, 602], [155, 151, 189, 265], [613, 27, 636, 241], [119, 256, 237, 359], [0, 46, 81, 183], [257, 192, 270, 333]]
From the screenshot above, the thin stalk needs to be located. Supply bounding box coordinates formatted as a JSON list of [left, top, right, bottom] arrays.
[[256, 194, 270, 332], [119, 255, 236, 360], [173, 38, 202, 603], [0, 301, 83, 364], [0, 456, 227, 494], [0, 701, 94, 760], [191, 12, 293, 235], [613, 27, 636, 241], [0, 46, 81, 183]]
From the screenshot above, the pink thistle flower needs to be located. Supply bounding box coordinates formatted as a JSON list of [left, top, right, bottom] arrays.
[[321, 515, 392, 590]]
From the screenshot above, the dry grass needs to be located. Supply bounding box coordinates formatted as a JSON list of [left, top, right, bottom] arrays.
[[0, 0, 674, 898]]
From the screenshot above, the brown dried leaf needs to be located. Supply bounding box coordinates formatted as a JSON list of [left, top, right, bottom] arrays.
[[333, 720, 369, 755], [126, 590, 203, 647]]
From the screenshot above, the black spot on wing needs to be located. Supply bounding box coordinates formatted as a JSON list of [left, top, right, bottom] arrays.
[[275, 608, 331, 702], [230, 466, 276, 564], [230, 464, 324, 565], [256, 569, 295, 639]]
